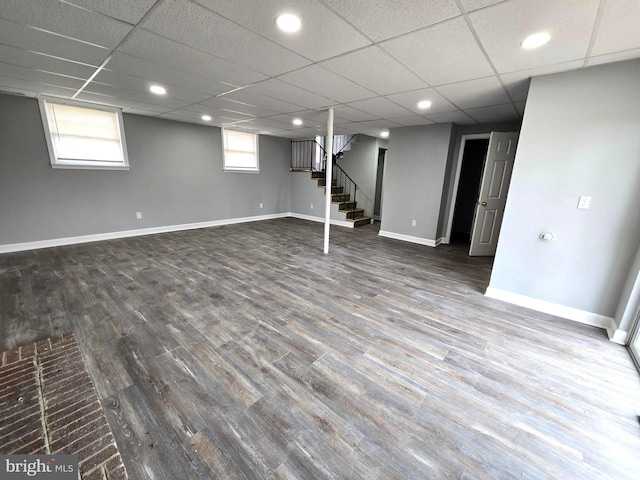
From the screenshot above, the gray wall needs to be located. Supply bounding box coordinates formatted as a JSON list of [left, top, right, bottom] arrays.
[[336, 134, 381, 216], [0, 94, 291, 246], [489, 59, 640, 318], [289, 171, 349, 222], [380, 123, 453, 241]]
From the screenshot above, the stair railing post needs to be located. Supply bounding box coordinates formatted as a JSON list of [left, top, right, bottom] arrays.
[[323, 108, 334, 254]]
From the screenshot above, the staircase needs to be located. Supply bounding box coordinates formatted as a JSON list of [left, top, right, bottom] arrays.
[[311, 170, 372, 227]]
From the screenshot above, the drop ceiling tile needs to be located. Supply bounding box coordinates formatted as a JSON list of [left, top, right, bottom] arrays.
[[391, 116, 435, 126], [220, 89, 304, 113], [197, 97, 279, 118], [265, 114, 320, 129], [0, 75, 76, 98], [587, 48, 640, 67], [320, 46, 428, 96], [0, 18, 110, 65], [385, 88, 457, 114], [83, 81, 191, 109], [435, 76, 510, 109], [75, 92, 176, 113], [0, 62, 86, 90], [514, 101, 526, 116], [140, 0, 309, 76], [185, 108, 254, 123], [195, 0, 370, 61], [247, 79, 333, 109], [459, 0, 505, 11], [469, 0, 599, 73], [591, 0, 640, 56], [381, 17, 494, 85], [354, 119, 403, 130], [284, 109, 335, 124], [424, 110, 477, 124], [106, 53, 232, 97], [63, 0, 157, 25], [321, 0, 461, 42], [464, 103, 518, 123], [0, 0, 133, 48], [238, 117, 292, 130], [499, 60, 584, 101], [278, 65, 375, 103], [120, 30, 267, 86], [344, 97, 413, 119], [93, 70, 210, 104], [333, 105, 378, 122], [0, 44, 98, 79]]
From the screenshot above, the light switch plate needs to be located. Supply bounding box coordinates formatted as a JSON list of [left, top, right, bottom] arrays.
[[577, 196, 591, 210]]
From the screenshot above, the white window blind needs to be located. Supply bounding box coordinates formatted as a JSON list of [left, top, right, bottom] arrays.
[[39, 98, 129, 170], [223, 129, 259, 172]]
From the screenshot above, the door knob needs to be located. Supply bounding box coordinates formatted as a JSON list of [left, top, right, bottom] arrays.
[[480, 201, 487, 207]]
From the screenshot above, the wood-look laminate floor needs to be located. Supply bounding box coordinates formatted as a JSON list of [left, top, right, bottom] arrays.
[[1, 218, 639, 479]]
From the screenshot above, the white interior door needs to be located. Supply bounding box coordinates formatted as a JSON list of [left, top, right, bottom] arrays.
[[469, 131, 519, 256]]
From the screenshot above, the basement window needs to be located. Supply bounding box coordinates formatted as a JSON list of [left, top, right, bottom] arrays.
[[38, 97, 129, 170], [222, 128, 259, 172]]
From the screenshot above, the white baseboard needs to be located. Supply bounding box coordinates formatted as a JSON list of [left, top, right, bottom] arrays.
[[0, 213, 290, 254], [608, 328, 628, 345], [378, 230, 438, 247], [289, 212, 354, 229], [485, 287, 618, 336], [435, 237, 446, 246]]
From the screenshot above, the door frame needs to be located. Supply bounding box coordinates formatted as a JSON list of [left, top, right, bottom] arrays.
[[629, 317, 640, 371], [444, 133, 491, 244]]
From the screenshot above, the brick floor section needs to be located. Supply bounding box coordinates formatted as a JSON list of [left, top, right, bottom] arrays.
[[0, 333, 128, 479]]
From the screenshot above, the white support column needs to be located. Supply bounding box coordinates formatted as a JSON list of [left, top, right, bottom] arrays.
[[323, 108, 334, 254]]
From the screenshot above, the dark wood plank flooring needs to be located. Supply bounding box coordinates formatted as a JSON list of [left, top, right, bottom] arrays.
[[1, 218, 639, 479]]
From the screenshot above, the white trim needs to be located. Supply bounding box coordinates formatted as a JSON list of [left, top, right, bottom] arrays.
[[608, 329, 627, 345], [485, 287, 616, 332], [222, 128, 260, 173], [435, 237, 446, 246], [378, 230, 438, 247], [290, 212, 353, 229], [0, 213, 289, 254], [444, 133, 490, 244], [38, 95, 130, 170]]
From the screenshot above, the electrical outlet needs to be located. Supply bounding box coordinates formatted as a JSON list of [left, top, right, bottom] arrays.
[[310, 204, 313, 209], [577, 196, 592, 210], [411, 220, 416, 227], [259, 203, 263, 209], [136, 212, 142, 219]]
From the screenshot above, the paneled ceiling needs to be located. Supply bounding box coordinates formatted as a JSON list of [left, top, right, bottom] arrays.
[[1, 0, 639, 139]]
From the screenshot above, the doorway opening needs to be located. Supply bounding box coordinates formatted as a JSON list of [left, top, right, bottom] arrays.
[[444, 131, 519, 256], [373, 147, 386, 221], [450, 138, 489, 245]]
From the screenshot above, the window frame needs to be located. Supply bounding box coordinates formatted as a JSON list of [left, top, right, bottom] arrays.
[[38, 96, 130, 171], [222, 128, 260, 173]]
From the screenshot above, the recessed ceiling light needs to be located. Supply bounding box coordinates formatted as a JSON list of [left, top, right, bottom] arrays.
[[202, 115, 212, 121], [521, 32, 551, 49], [276, 14, 301, 33], [292, 118, 303, 125], [380, 131, 389, 138], [417, 100, 432, 109], [149, 85, 166, 95]]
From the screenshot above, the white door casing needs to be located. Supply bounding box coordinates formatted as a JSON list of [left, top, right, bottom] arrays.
[[469, 131, 519, 257]]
